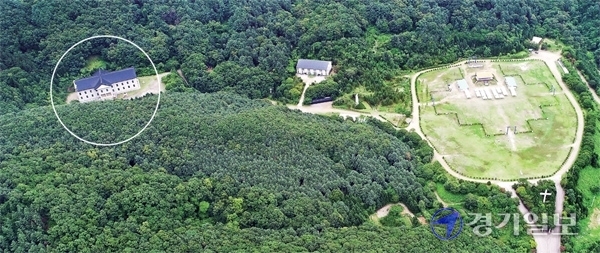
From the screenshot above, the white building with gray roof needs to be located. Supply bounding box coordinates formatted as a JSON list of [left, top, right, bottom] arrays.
[[296, 59, 332, 76], [73, 67, 140, 103]]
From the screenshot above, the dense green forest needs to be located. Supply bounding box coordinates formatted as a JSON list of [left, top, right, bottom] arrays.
[[3, 0, 600, 252], [0, 92, 530, 252], [1, 0, 595, 114]]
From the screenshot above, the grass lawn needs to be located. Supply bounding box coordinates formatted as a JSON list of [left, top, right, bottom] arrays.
[[542, 39, 564, 52], [435, 183, 465, 204], [380, 113, 406, 127], [416, 68, 463, 103], [84, 56, 107, 72], [497, 51, 530, 59], [496, 61, 559, 89], [418, 62, 577, 179]]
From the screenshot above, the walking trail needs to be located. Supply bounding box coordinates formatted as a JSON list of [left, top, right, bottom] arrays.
[[374, 203, 415, 219], [435, 192, 449, 207]]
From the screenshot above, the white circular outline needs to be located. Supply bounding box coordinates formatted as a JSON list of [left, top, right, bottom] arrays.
[[50, 35, 160, 146]]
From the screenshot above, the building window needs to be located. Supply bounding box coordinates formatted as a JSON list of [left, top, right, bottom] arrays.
[[84, 91, 87, 94], [86, 96, 88, 98], [128, 86, 130, 89], [117, 88, 120, 91], [133, 84, 136, 87]]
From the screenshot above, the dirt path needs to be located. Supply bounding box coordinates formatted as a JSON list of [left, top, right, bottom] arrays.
[[297, 82, 310, 106], [576, 69, 600, 104], [435, 192, 449, 207], [409, 50, 584, 253], [375, 203, 415, 219], [66, 92, 78, 104], [177, 69, 190, 86], [129, 72, 169, 99], [507, 130, 517, 151], [287, 102, 388, 122]]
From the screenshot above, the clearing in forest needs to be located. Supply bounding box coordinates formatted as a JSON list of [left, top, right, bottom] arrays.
[[116, 73, 169, 99], [66, 73, 168, 103], [417, 60, 576, 179]]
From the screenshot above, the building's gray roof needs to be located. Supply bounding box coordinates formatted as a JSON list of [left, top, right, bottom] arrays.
[[74, 67, 137, 92], [505, 76, 518, 87], [296, 59, 331, 71], [457, 79, 468, 90]]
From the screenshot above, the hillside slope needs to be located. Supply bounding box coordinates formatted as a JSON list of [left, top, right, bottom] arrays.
[[0, 92, 522, 252]]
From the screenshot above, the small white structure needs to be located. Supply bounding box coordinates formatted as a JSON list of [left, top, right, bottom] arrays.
[[509, 87, 517, 97], [340, 113, 358, 121], [464, 90, 471, 99], [498, 90, 504, 98], [531, 36, 543, 45], [74, 67, 140, 103], [457, 79, 469, 91], [482, 90, 488, 100], [475, 90, 482, 97], [540, 189, 552, 203], [485, 89, 493, 99], [557, 60, 569, 74], [501, 87, 509, 96], [296, 59, 332, 76], [505, 76, 518, 88], [476, 71, 494, 82]]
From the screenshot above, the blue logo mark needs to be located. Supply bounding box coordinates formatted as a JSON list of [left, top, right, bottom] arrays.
[[430, 207, 463, 240]]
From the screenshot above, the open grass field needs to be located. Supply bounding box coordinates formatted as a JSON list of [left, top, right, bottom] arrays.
[[418, 61, 577, 179], [496, 61, 559, 89], [435, 183, 465, 204], [416, 68, 463, 103], [84, 56, 107, 72]]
